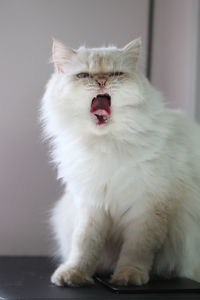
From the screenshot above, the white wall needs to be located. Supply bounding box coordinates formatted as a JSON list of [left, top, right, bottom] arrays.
[[151, 0, 199, 119], [0, 0, 149, 255]]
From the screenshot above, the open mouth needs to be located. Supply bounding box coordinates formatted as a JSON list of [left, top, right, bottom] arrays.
[[90, 94, 111, 125]]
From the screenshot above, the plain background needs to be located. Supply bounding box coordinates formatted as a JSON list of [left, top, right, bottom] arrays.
[[0, 0, 149, 255], [0, 0, 199, 255]]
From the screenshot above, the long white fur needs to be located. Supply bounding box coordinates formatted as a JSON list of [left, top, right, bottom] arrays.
[[41, 39, 200, 286]]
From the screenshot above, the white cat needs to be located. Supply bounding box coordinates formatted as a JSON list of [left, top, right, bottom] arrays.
[[41, 38, 200, 287]]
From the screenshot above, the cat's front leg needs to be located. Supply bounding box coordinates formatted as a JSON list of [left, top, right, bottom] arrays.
[[111, 206, 168, 286], [51, 206, 110, 286]]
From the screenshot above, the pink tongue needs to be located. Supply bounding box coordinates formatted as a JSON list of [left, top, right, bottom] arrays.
[[90, 96, 111, 115]]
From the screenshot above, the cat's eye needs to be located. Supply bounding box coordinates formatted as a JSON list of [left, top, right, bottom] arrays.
[[109, 72, 124, 77], [76, 73, 90, 79]]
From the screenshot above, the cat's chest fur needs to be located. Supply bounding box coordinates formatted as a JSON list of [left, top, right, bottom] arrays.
[[54, 134, 173, 221]]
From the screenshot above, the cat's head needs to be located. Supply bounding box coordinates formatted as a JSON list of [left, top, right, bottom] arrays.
[[43, 38, 146, 138]]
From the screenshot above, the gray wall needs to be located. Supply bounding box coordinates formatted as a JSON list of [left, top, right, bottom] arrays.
[[151, 0, 199, 119], [0, 0, 149, 255], [196, 0, 200, 122]]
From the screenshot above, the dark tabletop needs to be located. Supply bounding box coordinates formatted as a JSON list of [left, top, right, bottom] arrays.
[[0, 256, 200, 299]]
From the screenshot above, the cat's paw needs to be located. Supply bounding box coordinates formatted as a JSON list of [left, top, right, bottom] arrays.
[[111, 266, 149, 286], [51, 264, 94, 287]]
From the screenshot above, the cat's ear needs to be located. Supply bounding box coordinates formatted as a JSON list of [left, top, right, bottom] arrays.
[[52, 39, 77, 73], [122, 38, 142, 63]]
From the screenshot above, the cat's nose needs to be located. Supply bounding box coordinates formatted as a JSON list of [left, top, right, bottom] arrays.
[[96, 78, 107, 87]]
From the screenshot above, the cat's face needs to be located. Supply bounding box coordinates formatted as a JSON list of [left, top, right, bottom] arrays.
[[44, 38, 143, 136]]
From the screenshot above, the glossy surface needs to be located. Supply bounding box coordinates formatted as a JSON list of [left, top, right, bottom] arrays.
[[0, 257, 200, 299]]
